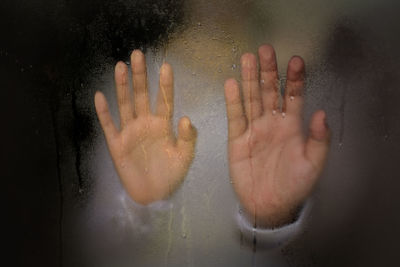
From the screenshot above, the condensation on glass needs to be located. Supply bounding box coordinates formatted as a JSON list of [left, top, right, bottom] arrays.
[[46, 0, 400, 266]]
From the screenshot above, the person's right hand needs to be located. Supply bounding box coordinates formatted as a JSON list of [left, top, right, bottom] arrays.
[[95, 50, 197, 205], [224, 45, 330, 228]]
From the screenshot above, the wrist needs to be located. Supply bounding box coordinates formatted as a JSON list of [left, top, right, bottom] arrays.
[[242, 203, 302, 229]]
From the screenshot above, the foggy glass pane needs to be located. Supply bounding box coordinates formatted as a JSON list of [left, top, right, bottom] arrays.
[[3, 0, 400, 266]]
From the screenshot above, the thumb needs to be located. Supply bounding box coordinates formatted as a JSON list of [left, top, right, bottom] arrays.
[[305, 110, 330, 172], [176, 116, 197, 160]]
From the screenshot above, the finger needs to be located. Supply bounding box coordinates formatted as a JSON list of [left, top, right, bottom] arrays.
[[224, 78, 247, 140], [241, 53, 263, 121], [305, 110, 330, 173], [131, 50, 150, 116], [283, 56, 305, 116], [94, 91, 119, 144], [156, 63, 174, 119], [258, 44, 279, 113], [176, 116, 197, 160], [115, 61, 134, 128]]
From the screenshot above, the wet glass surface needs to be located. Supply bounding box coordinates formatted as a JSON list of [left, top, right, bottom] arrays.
[[3, 0, 400, 266]]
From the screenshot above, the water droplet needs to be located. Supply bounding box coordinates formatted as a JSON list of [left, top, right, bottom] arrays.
[[232, 64, 237, 70], [290, 96, 294, 101], [192, 72, 196, 76], [260, 79, 265, 84], [197, 22, 202, 26], [282, 112, 286, 118], [272, 110, 276, 115], [181, 233, 187, 239]]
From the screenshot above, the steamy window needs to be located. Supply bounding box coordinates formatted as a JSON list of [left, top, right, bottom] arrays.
[[3, 0, 400, 266]]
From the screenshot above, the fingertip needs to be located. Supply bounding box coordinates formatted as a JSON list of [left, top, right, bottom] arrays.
[[115, 61, 128, 74], [289, 56, 305, 71], [178, 116, 197, 141], [224, 78, 239, 100], [258, 44, 276, 61], [287, 56, 305, 81], [131, 49, 145, 61], [258, 44, 277, 72], [160, 63, 173, 83], [316, 109, 326, 117], [94, 91, 106, 109], [313, 110, 327, 125], [310, 110, 329, 141], [130, 50, 147, 76], [94, 90, 103, 100], [179, 116, 192, 130], [241, 53, 257, 67], [224, 78, 238, 90], [160, 62, 172, 74]]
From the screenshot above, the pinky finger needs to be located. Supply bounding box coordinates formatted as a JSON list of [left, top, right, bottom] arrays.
[[95, 91, 119, 144]]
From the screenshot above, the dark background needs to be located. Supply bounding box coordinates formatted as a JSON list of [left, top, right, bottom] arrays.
[[2, 0, 400, 266], [1, 0, 184, 266]]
